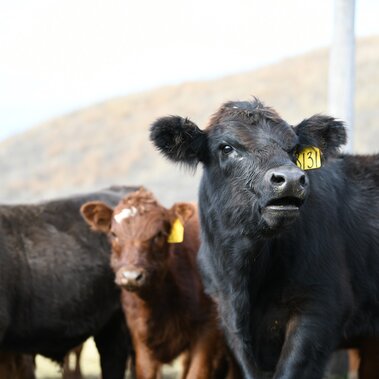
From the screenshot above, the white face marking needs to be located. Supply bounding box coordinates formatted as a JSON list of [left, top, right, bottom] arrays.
[[114, 207, 137, 223]]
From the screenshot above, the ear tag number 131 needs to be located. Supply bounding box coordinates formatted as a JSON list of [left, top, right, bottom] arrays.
[[295, 147, 322, 170]]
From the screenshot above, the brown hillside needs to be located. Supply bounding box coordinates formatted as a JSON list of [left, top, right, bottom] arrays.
[[1, 36, 378, 205]]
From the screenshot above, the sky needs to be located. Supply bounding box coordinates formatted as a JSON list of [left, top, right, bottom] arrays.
[[1, 0, 378, 142]]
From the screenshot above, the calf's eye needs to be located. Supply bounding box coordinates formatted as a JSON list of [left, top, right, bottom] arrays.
[[153, 232, 165, 244], [110, 231, 119, 243], [221, 145, 234, 155]]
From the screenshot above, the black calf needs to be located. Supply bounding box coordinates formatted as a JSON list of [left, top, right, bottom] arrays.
[[0, 186, 138, 379], [150, 99, 379, 379]]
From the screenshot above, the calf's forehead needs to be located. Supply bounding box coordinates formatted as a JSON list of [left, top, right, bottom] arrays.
[[112, 204, 169, 240], [212, 121, 296, 149], [206, 101, 298, 151]]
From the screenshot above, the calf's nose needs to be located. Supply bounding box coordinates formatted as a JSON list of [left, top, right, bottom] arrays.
[[265, 166, 308, 195], [118, 270, 146, 289]]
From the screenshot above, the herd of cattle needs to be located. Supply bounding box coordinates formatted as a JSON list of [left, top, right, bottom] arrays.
[[0, 98, 378, 379]]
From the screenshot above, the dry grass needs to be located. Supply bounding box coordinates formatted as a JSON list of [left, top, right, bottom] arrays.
[[35, 340, 347, 379], [36, 339, 182, 379]]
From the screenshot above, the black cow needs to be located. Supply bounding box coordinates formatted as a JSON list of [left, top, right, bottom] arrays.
[[0, 186, 138, 379], [150, 99, 379, 379]]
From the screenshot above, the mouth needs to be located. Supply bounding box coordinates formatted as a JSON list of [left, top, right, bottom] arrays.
[[264, 196, 304, 212], [121, 285, 140, 292], [116, 279, 141, 292], [260, 196, 304, 231], [115, 275, 144, 292]]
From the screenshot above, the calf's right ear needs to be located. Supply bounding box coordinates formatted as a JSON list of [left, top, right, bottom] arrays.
[[150, 116, 208, 168], [171, 202, 196, 224], [80, 201, 114, 233], [294, 115, 347, 159]]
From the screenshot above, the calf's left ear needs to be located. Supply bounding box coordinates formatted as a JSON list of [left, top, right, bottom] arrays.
[[150, 116, 208, 168], [171, 202, 196, 224], [167, 203, 196, 243], [80, 201, 114, 233], [294, 115, 347, 159]]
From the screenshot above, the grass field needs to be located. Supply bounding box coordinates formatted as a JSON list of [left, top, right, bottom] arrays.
[[36, 338, 181, 379], [35, 340, 354, 379]]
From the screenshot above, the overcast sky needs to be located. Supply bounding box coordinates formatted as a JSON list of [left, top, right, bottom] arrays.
[[1, 0, 378, 141]]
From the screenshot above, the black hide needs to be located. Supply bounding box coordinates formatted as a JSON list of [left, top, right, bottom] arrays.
[[150, 99, 379, 379], [0, 186, 138, 379]]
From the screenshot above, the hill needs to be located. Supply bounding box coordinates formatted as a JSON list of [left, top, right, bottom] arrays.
[[1, 36, 378, 204]]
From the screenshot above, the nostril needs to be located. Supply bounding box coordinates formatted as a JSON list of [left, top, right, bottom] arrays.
[[299, 174, 306, 187], [271, 173, 286, 186], [135, 272, 144, 282], [122, 271, 144, 282]]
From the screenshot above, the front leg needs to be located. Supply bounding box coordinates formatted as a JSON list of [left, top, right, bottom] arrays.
[[216, 297, 262, 379], [273, 314, 339, 379], [223, 330, 257, 379], [94, 311, 131, 379], [199, 257, 258, 378], [358, 338, 379, 379], [185, 326, 226, 379], [133, 340, 161, 379]]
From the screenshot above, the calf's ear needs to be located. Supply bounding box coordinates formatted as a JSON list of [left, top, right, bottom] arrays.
[[150, 116, 208, 168], [80, 201, 114, 233], [167, 203, 196, 243], [171, 202, 196, 224], [294, 115, 347, 159]]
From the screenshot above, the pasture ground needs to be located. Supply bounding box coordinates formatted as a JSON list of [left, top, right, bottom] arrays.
[[36, 339, 353, 379], [36, 338, 181, 378]]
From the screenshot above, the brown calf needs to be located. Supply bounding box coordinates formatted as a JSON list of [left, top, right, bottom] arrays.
[[81, 188, 240, 379]]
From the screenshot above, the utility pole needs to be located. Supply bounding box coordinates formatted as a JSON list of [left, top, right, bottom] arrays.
[[328, 0, 356, 152], [327, 2, 356, 375]]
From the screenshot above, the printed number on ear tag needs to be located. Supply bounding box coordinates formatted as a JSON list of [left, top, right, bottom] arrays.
[[295, 146, 322, 170], [167, 219, 184, 243]]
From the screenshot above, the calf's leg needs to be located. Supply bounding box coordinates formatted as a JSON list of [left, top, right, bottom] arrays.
[[358, 338, 379, 379], [272, 314, 340, 379], [94, 311, 130, 379], [62, 344, 83, 379], [0, 352, 35, 379], [133, 341, 161, 379], [185, 327, 225, 379]]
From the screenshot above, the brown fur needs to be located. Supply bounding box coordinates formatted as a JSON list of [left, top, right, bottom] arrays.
[[81, 188, 241, 379], [0, 346, 84, 379], [348, 339, 379, 379], [0, 353, 35, 379], [62, 344, 84, 379]]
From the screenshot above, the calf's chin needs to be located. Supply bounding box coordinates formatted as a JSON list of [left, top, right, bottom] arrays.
[[261, 206, 301, 233]]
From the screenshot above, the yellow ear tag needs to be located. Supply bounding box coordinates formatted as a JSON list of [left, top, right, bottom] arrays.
[[167, 219, 184, 243], [295, 146, 322, 170]]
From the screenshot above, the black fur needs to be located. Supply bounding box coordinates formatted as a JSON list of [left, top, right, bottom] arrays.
[[0, 186, 138, 379], [151, 98, 379, 379], [150, 115, 209, 167], [295, 115, 347, 158]]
